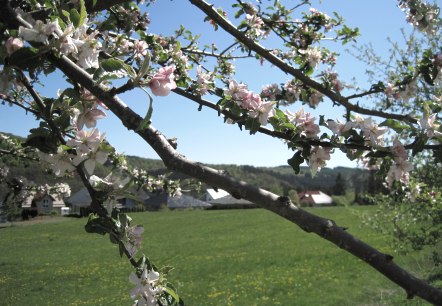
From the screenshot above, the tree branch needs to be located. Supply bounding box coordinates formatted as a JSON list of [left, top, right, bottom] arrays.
[[188, 0, 418, 124], [49, 52, 442, 305]]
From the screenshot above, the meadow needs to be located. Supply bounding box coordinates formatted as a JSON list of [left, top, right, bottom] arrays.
[[0, 207, 433, 305]]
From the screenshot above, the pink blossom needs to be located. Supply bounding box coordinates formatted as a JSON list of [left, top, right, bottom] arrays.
[[76, 107, 107, 130], [386, 139, 414, 186], [286, 108, 320, 138], [67, 128, 104, 156], [283, 80, 301, 103], [245, 14, 266, 38], [224, 80, 249, 101], [308, 146, 331, 176], [196, 66, 212, 95], [76, 40, 101, 69], [308, 91, 323, 107], [5, 37, 23, 55], [149, 66, 177, 96], [37, 148, 76, 177], [419, 113, 441, 138], [261, 83, 282, 100], [299, 47, 322, 68], [302, 114, 320, 139], [355, 116, 388, 147], [241, 92, 262, 110], [133, 40, 148, 59], [326, 120, 354, 136], [19, 19, 62, 43], [248, 101, 274, 126], [285, 107, 307, 125]]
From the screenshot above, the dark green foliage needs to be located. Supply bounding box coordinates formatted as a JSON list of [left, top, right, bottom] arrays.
[[332, 173, 346, 195]]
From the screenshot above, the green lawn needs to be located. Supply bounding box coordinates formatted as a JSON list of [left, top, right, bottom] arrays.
[[0, 207, 432, 305]]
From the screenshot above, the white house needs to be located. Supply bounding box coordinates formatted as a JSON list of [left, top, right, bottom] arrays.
[[205, 188, 255, 208], [23, 193, 67, 215], [298, 191, 334, 207]]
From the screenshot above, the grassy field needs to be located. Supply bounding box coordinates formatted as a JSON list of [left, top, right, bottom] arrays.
[[0, 207, 433, 306]]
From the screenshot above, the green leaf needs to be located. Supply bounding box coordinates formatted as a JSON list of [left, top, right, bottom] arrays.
[[412, 135, 428, 156], [8, 47, 41, 70], [137, 52, 151, 79], [70, 8, 81, 28], [379, 119, 409, 133], [101, 58, 126, 72], [100, 58, 136, 78], [137, 96, 153, 132], [24, 127, 59, 153], [78, 0, 87, 27], [164, 287, 182, 304], [287, 151, 304, 174], [84, 215, 109, 235], [244, 117, 261, 135]]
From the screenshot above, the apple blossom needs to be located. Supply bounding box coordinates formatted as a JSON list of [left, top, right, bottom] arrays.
[[241, 91, 262, 110], [308, 90, 323, 107], [75, 107, 107, 130], [133, 40, 148, 59], [299, 47, 322, 68], [19, 19, 61, 43], [283, 80, 302, 103], [37, 148, 76, 177], [129, 265, 163, 306], [124, 225, 144, 258], [248, 100, 274, 126], [224, 80, 249, 101], [5, 37, 23, 55], [195, 66, 212, 95], [419, 113, 442, 138], [261, 83, 282, 100], [326, 120, 354, 136], [66, 129, 105, 155], [149, 66, 177, 96], [307, 146, 331, 176], [355, 116, 388, 147], [76, 39, 101, 69], [245, 13, 266, 38], [386, 139, 414, 186], [397, 80, 418, 102]]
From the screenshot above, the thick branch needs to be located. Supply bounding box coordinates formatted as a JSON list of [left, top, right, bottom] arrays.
[[50, 53, 442, 305], [188, 0, 417, 124]]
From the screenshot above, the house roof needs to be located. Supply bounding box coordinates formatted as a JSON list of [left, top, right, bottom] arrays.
[[67, 188, 92, 207], [23, 193, 65, 208], [206, 188, 253, 205], [168, 194, 212, 209], [206, 188, 230, 200], [298, 191, 333, 205]]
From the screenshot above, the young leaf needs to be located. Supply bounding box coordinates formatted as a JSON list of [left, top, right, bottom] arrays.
[[379, 119, 409, 133], [70, 8, 81, 28], [78, 0, 87, 27], [8, 47, 41, 70], [287, 151, 304, 174], [137, 94, 154, 132]]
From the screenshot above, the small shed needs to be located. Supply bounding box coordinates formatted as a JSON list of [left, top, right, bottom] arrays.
[[298, 191, 334, 207]]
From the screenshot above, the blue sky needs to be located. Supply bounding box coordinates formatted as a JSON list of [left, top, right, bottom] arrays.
[[0, 1, 415, 168]]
